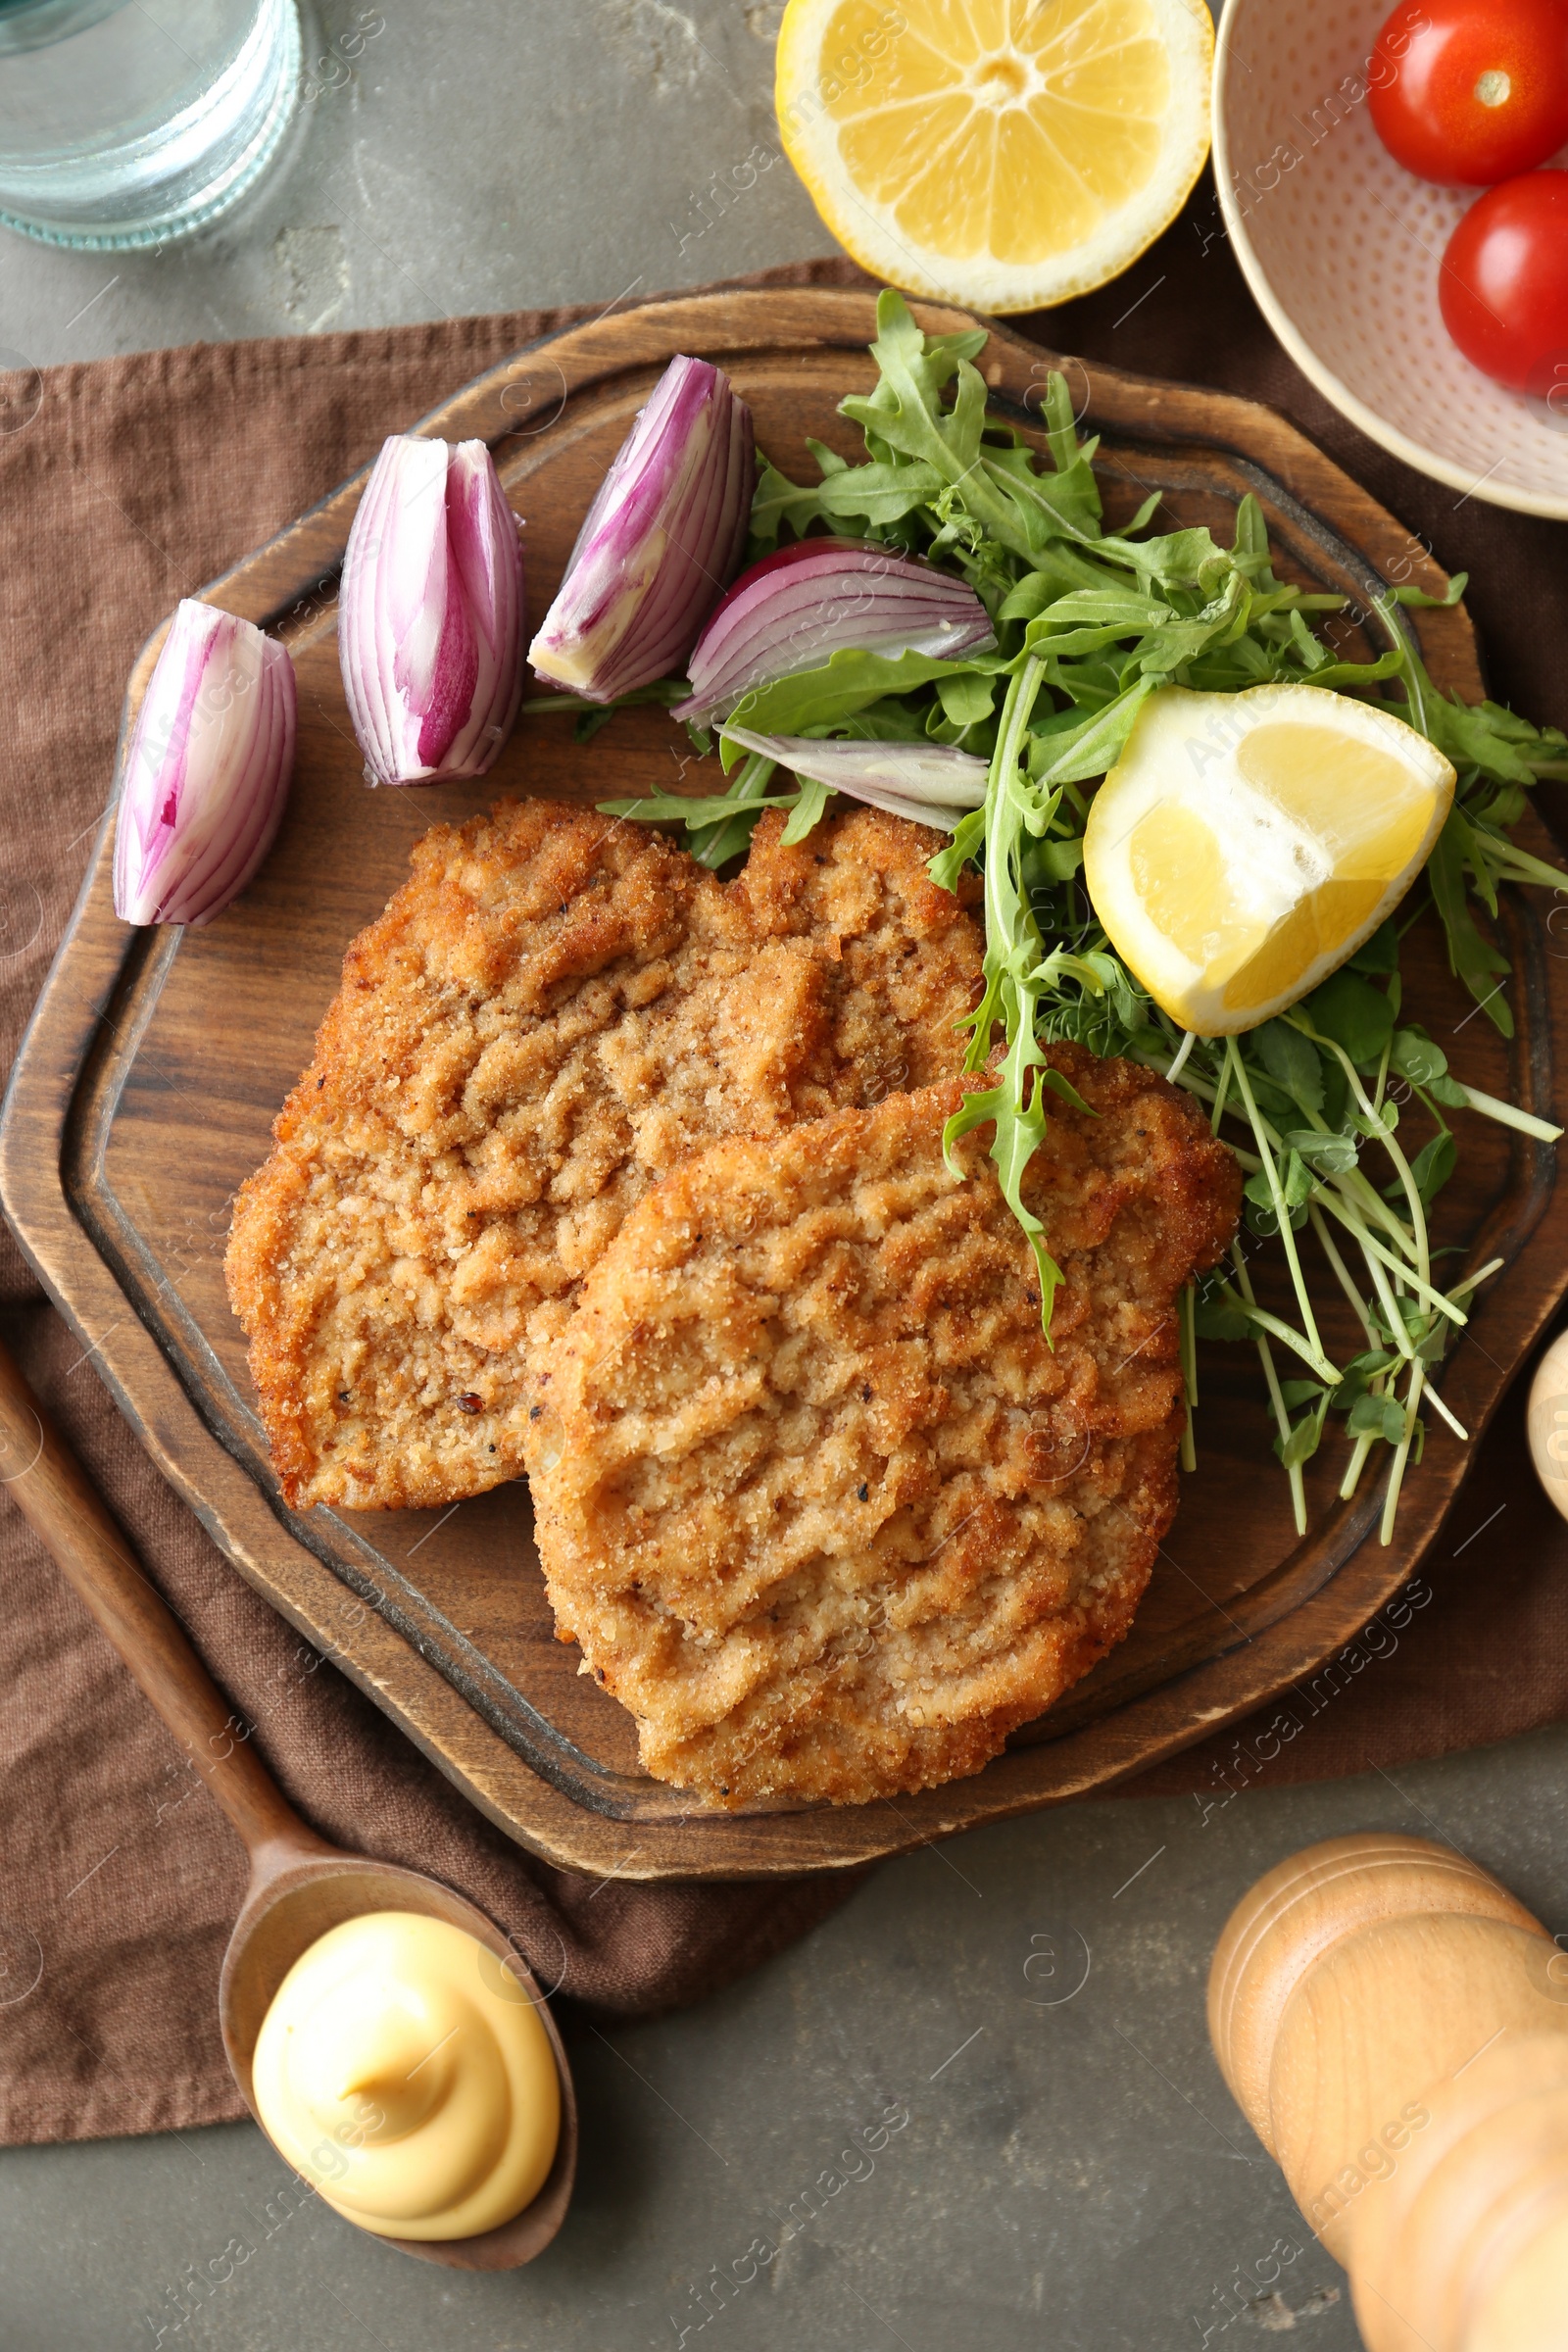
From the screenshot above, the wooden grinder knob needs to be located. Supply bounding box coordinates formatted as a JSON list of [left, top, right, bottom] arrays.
[[1208, 1834, 1568, 2351]]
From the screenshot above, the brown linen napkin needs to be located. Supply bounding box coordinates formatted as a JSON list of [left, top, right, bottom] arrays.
[[0, 263, 867, 2150], [0, 229, 1564, 2149]]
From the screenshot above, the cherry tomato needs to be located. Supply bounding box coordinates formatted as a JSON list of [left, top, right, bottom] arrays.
[[1369, 0, 1568, 185], [1440, 171, 1568, 397]]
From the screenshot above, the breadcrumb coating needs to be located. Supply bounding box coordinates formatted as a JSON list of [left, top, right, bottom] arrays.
[[532, 1048, 1241, 1807], [224, 799, 982, 1510]]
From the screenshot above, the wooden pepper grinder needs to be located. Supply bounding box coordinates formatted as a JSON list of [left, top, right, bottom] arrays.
[[1207, 1834, 1568, 2351]]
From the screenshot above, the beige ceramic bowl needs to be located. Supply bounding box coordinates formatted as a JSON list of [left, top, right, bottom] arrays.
[[1213, 0, 1568, 519]]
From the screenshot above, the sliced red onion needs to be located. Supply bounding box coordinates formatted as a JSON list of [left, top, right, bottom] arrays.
[[113, 600, 297, 928], [340, 434, 524, 786], [673, 540, 997, 729], [722, 725, 987, 834], [528, 354, 753, 704]]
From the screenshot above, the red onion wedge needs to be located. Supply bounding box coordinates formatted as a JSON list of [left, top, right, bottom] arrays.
[[721, 725, 987, 834], [674, 540, 997, 729], [113, 599, 297, 928], [529, 354, 753, 705], [340, 434, 524, 786]]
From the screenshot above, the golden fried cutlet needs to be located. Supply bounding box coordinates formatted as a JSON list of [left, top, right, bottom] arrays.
[[531, 1047, 1241, 1808], [224, 799, 982, 1511]]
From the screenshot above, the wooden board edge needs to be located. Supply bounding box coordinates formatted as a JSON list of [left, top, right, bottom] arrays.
[[0, 283, 1553, 1877]]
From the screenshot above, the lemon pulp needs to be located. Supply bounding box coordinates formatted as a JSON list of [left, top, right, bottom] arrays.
[[775, 0, 1213, 313], [1083, 687, 1457, 1036]]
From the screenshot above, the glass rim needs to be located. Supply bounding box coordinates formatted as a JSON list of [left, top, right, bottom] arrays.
[[0, 0, 133, 57]]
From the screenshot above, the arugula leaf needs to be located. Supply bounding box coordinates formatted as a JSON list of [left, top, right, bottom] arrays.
[[720, 647, 995, 740], [1034, 677, 1158, 785], [1389, 572, 1468, 610], [599, 789, 791, 825], [929, 807, 986, 891], [934, 669, 999, 729], [778, 775, 834, 846], [944, 657, 1067, 1330], [749, 455, 832, 551], [1427, 808, 1513, 1035]]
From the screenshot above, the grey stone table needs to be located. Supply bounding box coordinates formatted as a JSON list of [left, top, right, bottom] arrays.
[[7, 1733, 1568, 2352], [0, 0, 837, 368], [2, 4, 1561, 2348]]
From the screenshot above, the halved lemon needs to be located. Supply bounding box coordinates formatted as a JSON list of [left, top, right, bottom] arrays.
[[1082, 684, 1457, 1037], [774, 0, 1213, 314]]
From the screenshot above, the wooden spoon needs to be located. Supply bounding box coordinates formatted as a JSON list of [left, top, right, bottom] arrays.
[[0, 1333, 576, 2270]]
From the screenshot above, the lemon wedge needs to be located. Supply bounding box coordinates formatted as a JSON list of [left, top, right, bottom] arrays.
[[1082, 684, 1457, 1037], [774, 0, 1213, 314]]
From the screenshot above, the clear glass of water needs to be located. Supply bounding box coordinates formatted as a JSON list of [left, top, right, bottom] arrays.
[[0, 0, 301, 248]]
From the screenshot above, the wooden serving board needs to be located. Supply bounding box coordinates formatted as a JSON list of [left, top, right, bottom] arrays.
[[2, 288, 1560, 1881]]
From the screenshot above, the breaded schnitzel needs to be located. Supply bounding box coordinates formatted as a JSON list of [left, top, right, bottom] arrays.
[[224, 799, 982, 1511], [531, 1047, 1241, 1807]]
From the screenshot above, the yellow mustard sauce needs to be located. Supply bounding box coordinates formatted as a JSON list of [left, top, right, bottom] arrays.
[[251, 1910, 559, 2240]]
